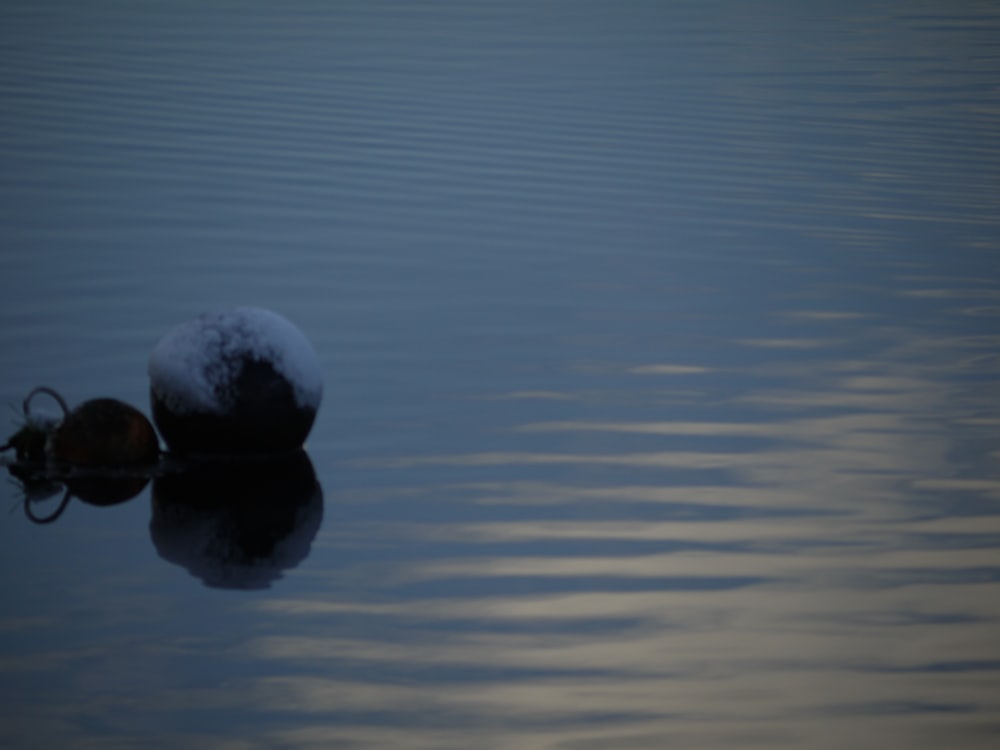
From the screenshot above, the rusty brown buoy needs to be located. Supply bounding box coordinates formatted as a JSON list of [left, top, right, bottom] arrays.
[[7, 386, 160, 468], [50, 398, 159, 467]]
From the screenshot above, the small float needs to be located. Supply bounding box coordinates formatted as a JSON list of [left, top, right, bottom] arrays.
[[2, 387, 160, 521]]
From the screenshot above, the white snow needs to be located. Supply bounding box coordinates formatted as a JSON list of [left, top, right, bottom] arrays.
[[148, 307, 323, 415]]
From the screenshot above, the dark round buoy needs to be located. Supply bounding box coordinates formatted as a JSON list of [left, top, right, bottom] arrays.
[[148, 308, 323, 457], [49, 398, 160, 467]]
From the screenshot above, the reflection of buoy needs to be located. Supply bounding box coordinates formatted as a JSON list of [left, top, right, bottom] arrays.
[[150, 451, 323, 589], [148, 308, 323, 457], [22, 474, 151, 524]]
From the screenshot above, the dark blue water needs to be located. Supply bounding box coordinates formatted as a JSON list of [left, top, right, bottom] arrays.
[[2, 1, 1000, 748]]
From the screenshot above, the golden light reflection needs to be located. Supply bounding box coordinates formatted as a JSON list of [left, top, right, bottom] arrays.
[[737, 338, 845, 349], [629, 364, 715, 375], [246, 579, 1000, 748], [241, 325, 1000, 749]]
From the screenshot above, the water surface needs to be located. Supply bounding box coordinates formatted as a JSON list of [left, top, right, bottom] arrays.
[[2, 1, 1000, 748]]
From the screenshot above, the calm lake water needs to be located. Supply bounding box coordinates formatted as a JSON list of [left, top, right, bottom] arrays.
[[2, 1, 1000, 748]]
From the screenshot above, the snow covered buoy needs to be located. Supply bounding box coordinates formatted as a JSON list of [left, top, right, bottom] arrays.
[[148, 308, 322, 457]]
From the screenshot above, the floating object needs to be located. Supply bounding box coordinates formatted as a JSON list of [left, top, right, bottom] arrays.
[[50, 398, 160, 468], [148, 307, 323, 457], [2, 387, 158, 522], [3, 386, 159, 468]]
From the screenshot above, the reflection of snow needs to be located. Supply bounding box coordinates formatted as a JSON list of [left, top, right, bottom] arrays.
[[150, 453, 323, 590], [152, 486, 322, 590], [148, 307, 323, 415]]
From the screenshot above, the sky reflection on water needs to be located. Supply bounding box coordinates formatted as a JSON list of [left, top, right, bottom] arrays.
[[237, 294, 1000, 749], [1, 1, 1000, 749]]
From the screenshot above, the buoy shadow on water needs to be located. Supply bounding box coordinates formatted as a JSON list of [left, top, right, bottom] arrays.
[[150, 450, 323, 590], [4, 421, 325, 588], [10, 471, 153, 525]]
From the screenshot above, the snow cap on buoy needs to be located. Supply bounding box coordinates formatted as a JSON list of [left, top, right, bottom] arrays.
[[148, 307, 322, 457]]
